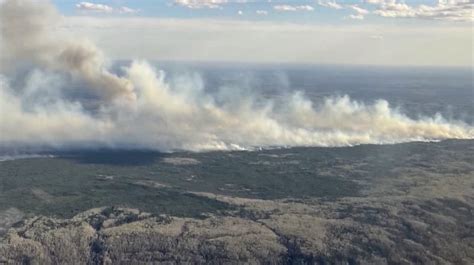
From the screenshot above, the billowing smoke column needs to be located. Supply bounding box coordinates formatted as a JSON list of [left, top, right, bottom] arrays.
[[0, 0, 473, 152], [0, 0, 135, 102]]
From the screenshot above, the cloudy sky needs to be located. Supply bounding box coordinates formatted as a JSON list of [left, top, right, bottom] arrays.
[[20, 1, 474, 65]]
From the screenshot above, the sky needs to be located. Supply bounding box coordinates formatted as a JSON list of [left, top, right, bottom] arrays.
[[7, 0, 474, 66], [0, 0, 473, 152]]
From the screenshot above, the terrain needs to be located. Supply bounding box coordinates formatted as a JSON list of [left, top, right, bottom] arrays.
[[0, 140, 473, 264]]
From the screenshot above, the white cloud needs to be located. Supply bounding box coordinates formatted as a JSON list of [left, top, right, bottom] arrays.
[[370, 0, 473, 21], [76, 2, 113, 13], [318, 1, 343, 9], [273, 5, 314, 12], [76, 2, 139, 14], [238, 10, 243, 15], [318, 1, 370, 20], [347, 5, 369, 19], [256, 10, 268, 15], [350, 5, 369, 15], [348, 14, 364, 20], [118, 6, 140, 14], [365, 0, 387, 4], [174, 0, 228, 9]]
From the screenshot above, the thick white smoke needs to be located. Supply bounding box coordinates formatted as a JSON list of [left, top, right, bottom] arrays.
[[0, 0, 473, 152]]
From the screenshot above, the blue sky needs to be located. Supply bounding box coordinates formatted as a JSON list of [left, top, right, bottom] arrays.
[[39, 1, 473, 66], [52, 0, 472, 24]]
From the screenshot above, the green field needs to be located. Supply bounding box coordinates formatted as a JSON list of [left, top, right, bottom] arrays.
[[1, 140, 473, 218]]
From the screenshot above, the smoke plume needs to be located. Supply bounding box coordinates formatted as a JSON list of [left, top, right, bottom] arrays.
[[0, 0, 473, 152], [0, 0, 135, 102]]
